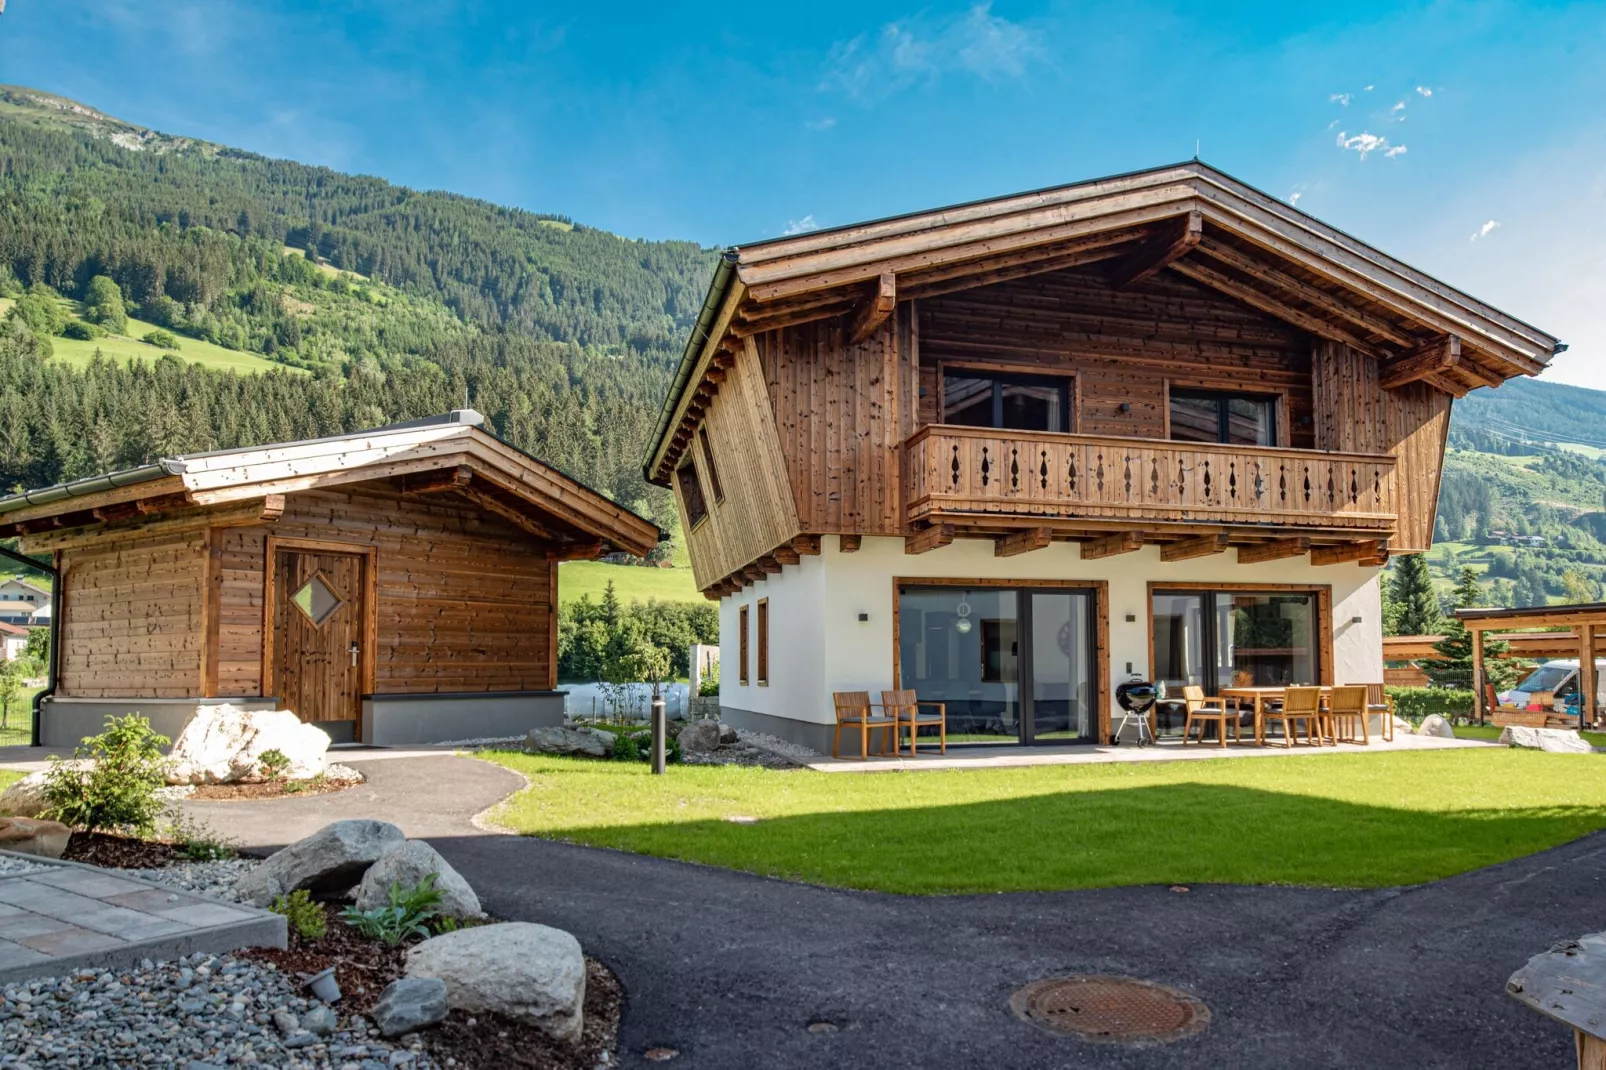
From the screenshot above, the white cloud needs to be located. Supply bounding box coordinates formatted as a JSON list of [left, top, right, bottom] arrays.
[[821, 4, 1043, 99], [1384, 145, 1408, 158], [1335, 130, 1405, 160], [1330, 92, 1352, 106], [1364, 84, 1375, 91], [1469, 219, 1500, 242], [783, 215, 819, 236], [804, 117, 836, 131], [1289, 191, 1303, 206], [1390, 100, 1406, 117], [1416, 85, 1433, 97]]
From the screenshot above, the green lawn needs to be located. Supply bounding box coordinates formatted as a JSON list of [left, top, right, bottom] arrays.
[[558, 560, 701, 605], [1, 297, 299, 375], [482, 749, 1606, 894], [0, 685, 39, 748], [0, 770, 20, 796]]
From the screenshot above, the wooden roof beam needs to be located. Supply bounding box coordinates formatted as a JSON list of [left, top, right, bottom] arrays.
[[1106, 211, 1202, 289], [905, 524, 955, 555], [772, 546, 802, 566], [1080, 532, 1143, 560], [453, 484, 565, 544], [1169, 259, 1383, 358], [845, 272, 897, 345], [1236, 537, 1309, 565], [994, 527, 1052, 558], [838, 534, 862, 553], [399, 465, 473, 495], [1380, 335, 1462, 391], [1311, 540, 1386, 566], [791, 534, 822, 555], [1159, 534, 1229, 562]]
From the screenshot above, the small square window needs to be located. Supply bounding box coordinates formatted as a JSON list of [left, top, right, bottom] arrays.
[[290, 574, 343, 626]]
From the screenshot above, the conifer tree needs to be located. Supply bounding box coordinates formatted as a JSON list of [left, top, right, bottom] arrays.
[[1387, 555, 1440, 636]]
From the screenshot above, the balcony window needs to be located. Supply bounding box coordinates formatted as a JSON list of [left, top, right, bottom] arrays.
[[678, 459, 709, 528], [1169, 389, 1277, 447], [943, 371, 1070, 433]]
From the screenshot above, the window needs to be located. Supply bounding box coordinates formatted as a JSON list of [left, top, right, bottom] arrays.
[[1169, 389, 1277, 446], [756, 598, 769, 685], [290, 573, 343, 627], [943, 371, 1071, 432], [678, 458, 709, 528], [738, 604, 750, 684], [698, 427, 725, 503]]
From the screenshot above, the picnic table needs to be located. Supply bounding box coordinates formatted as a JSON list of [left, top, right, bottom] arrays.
[[1218, 686, 1332, 746]]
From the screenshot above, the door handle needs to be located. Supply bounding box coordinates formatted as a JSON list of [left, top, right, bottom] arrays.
[[349, 641, 359, 667]]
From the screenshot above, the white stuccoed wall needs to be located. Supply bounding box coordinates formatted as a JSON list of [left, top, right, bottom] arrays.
[[720, 535, 1383, 731]]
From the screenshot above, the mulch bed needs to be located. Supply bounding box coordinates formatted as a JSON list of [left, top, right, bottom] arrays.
[[243, 903, 622, 1069], [61, 831, 183, 868], [187, 776, 359, 801]]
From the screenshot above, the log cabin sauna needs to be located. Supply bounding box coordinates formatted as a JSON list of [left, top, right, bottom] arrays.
[[644, 161, 1564, 754], [0, 410, 662, 747]]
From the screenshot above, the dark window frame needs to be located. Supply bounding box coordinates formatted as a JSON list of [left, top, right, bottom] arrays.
[[678, 458, 710, 529], [756, 598, 769, 686], [738, 604, 750, 685], [941, 369, 1074, 433], [698, 426, 726, 503], [1167, 387, 1279, 446]]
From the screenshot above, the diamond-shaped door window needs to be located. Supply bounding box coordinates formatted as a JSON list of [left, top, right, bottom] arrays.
[[290, 573, 343, 626]]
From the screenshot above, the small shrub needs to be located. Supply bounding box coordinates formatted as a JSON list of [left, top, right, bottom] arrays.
[[164, 810, 237, 861], [434, 915, 462, 935], [622, 730, 680, 765], [340, 874, 441, 946], [61, 320, 104, 341], [45, 715, 170, 834], [258, 748, 290, 781], [610, 731, 640, 761], [271, 889, 327, 941], [698, 661, 720, 697], [283, 772, 326, 795], [1387, 686, 1475, 723], [142, 328, 180, 349]]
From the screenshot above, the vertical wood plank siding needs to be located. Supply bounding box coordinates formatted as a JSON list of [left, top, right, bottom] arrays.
[[680, 338, 802, 590], [1311, 340, 1449, 551]]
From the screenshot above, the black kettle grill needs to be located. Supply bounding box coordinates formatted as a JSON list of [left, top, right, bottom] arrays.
[[1113, 678, 1158, 746]]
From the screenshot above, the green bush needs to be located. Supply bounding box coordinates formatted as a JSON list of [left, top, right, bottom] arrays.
[[698, 661, 720, 697], [142, 328, 180, 349], [1387, 686, 1475, 722], [610, 731, 640, 761], [340, 874, 442, 946], [271, 889, 327, 941], [61, 319, 104, 341], [45, 715, 170, 834], [164, 811, 237, 861]]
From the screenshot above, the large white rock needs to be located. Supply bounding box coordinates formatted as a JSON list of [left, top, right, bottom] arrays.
[[354, 840, 483, 919], [166, 705, 331, 785], [1498, 726, 1596, 754], [0, 768, 54, 817], [405, 923, 585, 1042], [234, 819, 406, 907], [1416, 714, 1456, 739]]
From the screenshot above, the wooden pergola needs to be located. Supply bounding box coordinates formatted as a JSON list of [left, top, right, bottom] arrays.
[[1454, 603, 1606, 725]]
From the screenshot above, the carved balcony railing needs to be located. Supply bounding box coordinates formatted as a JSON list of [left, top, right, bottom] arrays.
[[904, 426, 1398, 534]]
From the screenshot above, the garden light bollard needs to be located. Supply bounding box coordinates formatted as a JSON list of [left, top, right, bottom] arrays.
[[651, 686, 667, 775]]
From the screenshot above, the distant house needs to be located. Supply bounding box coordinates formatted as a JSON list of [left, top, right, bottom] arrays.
[[0, 410, 662, 747], [0, 601, 41, 626], [645, 161, 1561, 752], [0, 621, 28, 662], [0, 577, 50, 610]]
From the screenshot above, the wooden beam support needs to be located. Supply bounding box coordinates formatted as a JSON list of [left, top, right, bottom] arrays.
[[742, 566, 769, 583], [791, 534, 822, 555], [904, 524, 955, 555], [994, 527, 1052, 558], [1311, 540, 1387, 566], [91, 502, 142, 523], [1080, 532, 1143, 560], [549, 540, 606, 562], [838, 534, 862, 553], [1380, 335, 1462, 391], [845, 272, 897, 345], [1236, 537, 1310, 565], [1169, 259, 1382, 358], [1159, 534, 1229, 562], [257, 494, 286, 523], [772, 547, 802, 566], [1106, 211, 1203, 289], [453, 485, 564, 543], [136, 493, 192, 514], [753, 555, 783, 575], [399, 465, 473, 495]]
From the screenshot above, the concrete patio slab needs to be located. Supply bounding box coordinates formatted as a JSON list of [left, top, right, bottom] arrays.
[[0, 850, 285, 985]]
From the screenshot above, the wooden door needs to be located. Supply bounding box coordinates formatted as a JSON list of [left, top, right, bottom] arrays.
[[271, 548, 367, 729]]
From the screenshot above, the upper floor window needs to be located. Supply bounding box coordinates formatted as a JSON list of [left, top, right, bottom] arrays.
[[943, 371, 1070, 433], [1169, 389, 1277, 447], [698, 427, 725, 503], [678, 459, 710, 528]]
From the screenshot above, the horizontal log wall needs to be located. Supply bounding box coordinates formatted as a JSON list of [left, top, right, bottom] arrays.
[[215, 485, 555, 696]]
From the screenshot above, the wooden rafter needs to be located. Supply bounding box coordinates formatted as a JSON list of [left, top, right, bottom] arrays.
[[994, 527, 1052, 558], [1080, 532, 1143, 560], [1236, 537, 1309, 565], [1311, 540, 1386, 566], [772, 546, 802, 566], [1380, 336, 1462, 391], [905, 524, 955, 555], [1169, 258, 1383, 358], [845, 272, 897, 345], [792, 534, 822, 555], [838, 534, 862, 553], [1159, 534, 1229, 562], [398, 465, 473, 494], [453, 484, 564, 544], [1106, 211, 1202, 289]]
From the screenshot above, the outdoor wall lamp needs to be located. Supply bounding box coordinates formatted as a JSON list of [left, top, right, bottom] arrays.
[[1125, 613, 1136, 622], [858, 612, 869, 622], [1350, 615, 1363, 624]]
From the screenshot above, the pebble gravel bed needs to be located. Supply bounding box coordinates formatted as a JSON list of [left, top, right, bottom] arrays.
[[681, 729, 820, 769], [115, 859, 259, 903], [0, 953, 439, 1070], [0, 856, 53, 878]]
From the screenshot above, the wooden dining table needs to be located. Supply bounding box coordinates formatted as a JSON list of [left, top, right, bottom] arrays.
[[1217, 685, 1333, 746]]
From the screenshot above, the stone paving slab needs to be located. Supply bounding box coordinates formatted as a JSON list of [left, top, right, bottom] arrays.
[[0, 849, 284, 985]]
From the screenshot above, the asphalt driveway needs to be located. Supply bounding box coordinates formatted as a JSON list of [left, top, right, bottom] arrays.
[[192, 754, 1592, 1069]]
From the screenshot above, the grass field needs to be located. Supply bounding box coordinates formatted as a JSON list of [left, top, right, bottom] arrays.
[[558, 560, 701, 605], [484, 748, 1606, 894], [2, 297, 298, 375], [0, 685, 41, 748], [0, 770, 20, 795]]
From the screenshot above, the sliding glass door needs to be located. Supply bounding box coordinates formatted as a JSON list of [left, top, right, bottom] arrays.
[[897, 585, 1097, 745]]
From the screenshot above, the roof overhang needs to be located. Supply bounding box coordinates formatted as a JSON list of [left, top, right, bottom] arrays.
[[0, 410, 664, 558], [645, 160, 1562, 484]]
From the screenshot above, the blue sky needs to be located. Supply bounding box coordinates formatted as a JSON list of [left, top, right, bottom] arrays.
[[3, 1, 1604, 385]]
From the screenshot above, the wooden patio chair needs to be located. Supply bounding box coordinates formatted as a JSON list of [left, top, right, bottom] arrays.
[[881, 689, 947, 756], [1181, 685, 1237, 747], [1361, 683, 1395, 742], [1265, 686, 1321, 748], [1329, 685, 1371, 744], [832, 691, 897, 760]]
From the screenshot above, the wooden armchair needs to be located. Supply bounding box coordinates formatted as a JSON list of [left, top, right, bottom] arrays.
[[1266, 686, 1321, 748], [1329, 685, 1371, 744], [1181, 685, 1237, 747], [832, 691, 897, 759], [1361, 683, 1395, 742], [881, 690, 947, 756]]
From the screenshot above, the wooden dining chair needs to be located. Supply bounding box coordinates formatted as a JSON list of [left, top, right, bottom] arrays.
[[832, 691, 897, 759], [1361, 683, 1394, 742], [1265, 686, 1321, 748], [881, 690, 947, 756], [1329, 685, 1371, 744], [1181, 685, 1236, 747]]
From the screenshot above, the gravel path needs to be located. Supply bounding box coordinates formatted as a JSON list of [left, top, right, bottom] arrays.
[[0, 856, 51, 878], [0, 952, 436, 1069]]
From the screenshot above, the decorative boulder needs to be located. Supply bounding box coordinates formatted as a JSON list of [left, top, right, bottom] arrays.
[[1498, 726, 1595, 754], [0, 768, 55, 818], [354, 840, 482, 919], [1417, 714, 1456, 739], [718, 722, 739, 745], [526, 726, 613, 758], [678, 720, 724, 754], [405, 922, 585, 1043], [370, 977, 449, 1037], [0, 816, 71, 858], [166, 705, 330, 785], [234, 819, 405, 907]]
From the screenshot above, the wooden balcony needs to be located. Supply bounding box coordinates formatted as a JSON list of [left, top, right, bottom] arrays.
[[904, 426, 1398, 537]]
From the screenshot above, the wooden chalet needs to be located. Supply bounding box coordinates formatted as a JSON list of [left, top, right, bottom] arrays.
[[645, 161, 1562, 752], [1, 411, 661, 747]]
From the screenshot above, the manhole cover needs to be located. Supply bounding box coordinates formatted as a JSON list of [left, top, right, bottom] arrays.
[[1010, 975, 1210, 1044]]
